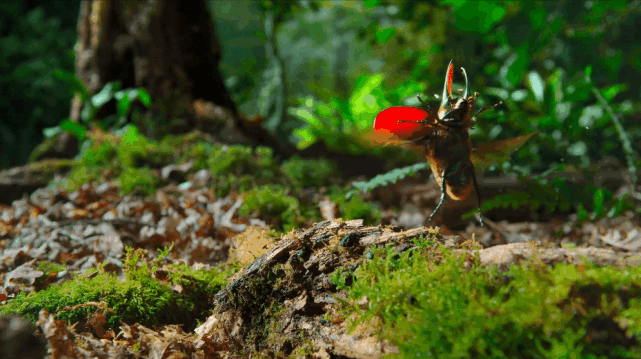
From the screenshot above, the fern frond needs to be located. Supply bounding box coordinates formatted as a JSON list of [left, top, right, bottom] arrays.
[[346, 162, 429, 199]]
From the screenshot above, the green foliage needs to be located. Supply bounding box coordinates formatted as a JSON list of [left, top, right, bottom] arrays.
[[239, 184, 310, 232], [0, 246, 238, 332], [479, 164, 635, 220], [222, 1, 641, 195], [576, 189, 634, 224], [0, 2, 79, 170], [335, 241, 641, 357], [42, 79, 152, 146], [281, 156, 337, 188]]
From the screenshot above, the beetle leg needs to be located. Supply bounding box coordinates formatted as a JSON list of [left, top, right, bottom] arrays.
[[472, 101, 503, 121], [467, 161, 484, 227], [429, 169, 448, 222]]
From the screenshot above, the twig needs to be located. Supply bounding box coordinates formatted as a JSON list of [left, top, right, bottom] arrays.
[[589, 83, 638, 187]]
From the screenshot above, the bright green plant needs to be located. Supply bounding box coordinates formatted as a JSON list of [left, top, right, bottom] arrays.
[[43, 76, 151, 146]]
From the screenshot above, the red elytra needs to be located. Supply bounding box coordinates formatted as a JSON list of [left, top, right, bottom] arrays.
[[373, 106, 436, 141], [374, 60, 457, 142]]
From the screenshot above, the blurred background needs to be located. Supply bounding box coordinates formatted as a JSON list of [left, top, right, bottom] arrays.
[[2, 0, 640, 211]]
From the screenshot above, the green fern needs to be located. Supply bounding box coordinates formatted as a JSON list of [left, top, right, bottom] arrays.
[[346, 162, 429, 199], [479, 165, 635, 220]]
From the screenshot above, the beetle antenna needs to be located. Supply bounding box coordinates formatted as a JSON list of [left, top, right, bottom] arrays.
[[472, 101, 503, 121]]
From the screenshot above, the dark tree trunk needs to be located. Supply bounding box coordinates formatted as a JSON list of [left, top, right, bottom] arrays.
[[70, 0, 236, 133]]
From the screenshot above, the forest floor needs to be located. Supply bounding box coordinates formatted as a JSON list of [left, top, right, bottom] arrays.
[[1, 129, 641, 358]]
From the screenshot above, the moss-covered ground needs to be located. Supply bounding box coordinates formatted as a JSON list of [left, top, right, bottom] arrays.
[[0, 245, 238, 333], [334, 238, 641, 358], [2, 127, 640, 357]]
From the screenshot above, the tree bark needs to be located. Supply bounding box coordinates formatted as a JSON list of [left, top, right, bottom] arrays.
[[70, 0, 236, 133]]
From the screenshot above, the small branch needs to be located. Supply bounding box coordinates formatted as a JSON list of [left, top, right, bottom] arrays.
[[590, 86, 638, 187]]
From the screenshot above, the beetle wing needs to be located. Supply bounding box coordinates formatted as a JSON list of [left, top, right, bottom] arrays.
[[373, 106, 436, 142], [471, 132, 537, 171]]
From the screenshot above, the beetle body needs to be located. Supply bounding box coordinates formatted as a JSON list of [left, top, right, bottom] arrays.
[[373, 60, 501, 225]]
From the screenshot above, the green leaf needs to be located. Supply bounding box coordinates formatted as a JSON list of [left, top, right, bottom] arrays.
[[584, 66, 592, 82], [137, 88, 151, 107], [375, 28, 396, 43], [528, 7, 546, 30], [451, 1, 506, 34], [528, 71, 545, 103], [441, 0, 466, 7], [363, 0, 381, 8], [43, 126, 62, 139], [500, 47, 529, 89], [349, 74, 385, 129], [601, 84, 627, 101], [567, 141, 587, 157], [92, 82, 115, 108], [59, 120, 86, 141], [53, 69, 89, 99], [592, 189, 605, 219], [80, 101, 93, 122], [576, 203, 590, 221], [117, 93, 132, 118], [293, 127, 317, 150]]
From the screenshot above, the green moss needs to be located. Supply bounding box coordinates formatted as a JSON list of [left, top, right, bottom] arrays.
[[119, 167, 159, 196], [117, 125, 149, 168], [56, 127, 347, 232], [208, 145, 278, 197], [239, 184, 307, 232], [37, 261, 67, 274], [281, 156, 336, 189], [180, 142, 215, 172], [335, 242, 641, 358], [0, 247, 239, 333], [330, 187, 381, 224]]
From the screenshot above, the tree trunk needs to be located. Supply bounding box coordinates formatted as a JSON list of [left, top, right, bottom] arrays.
[[74, 0, 236, 128]]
